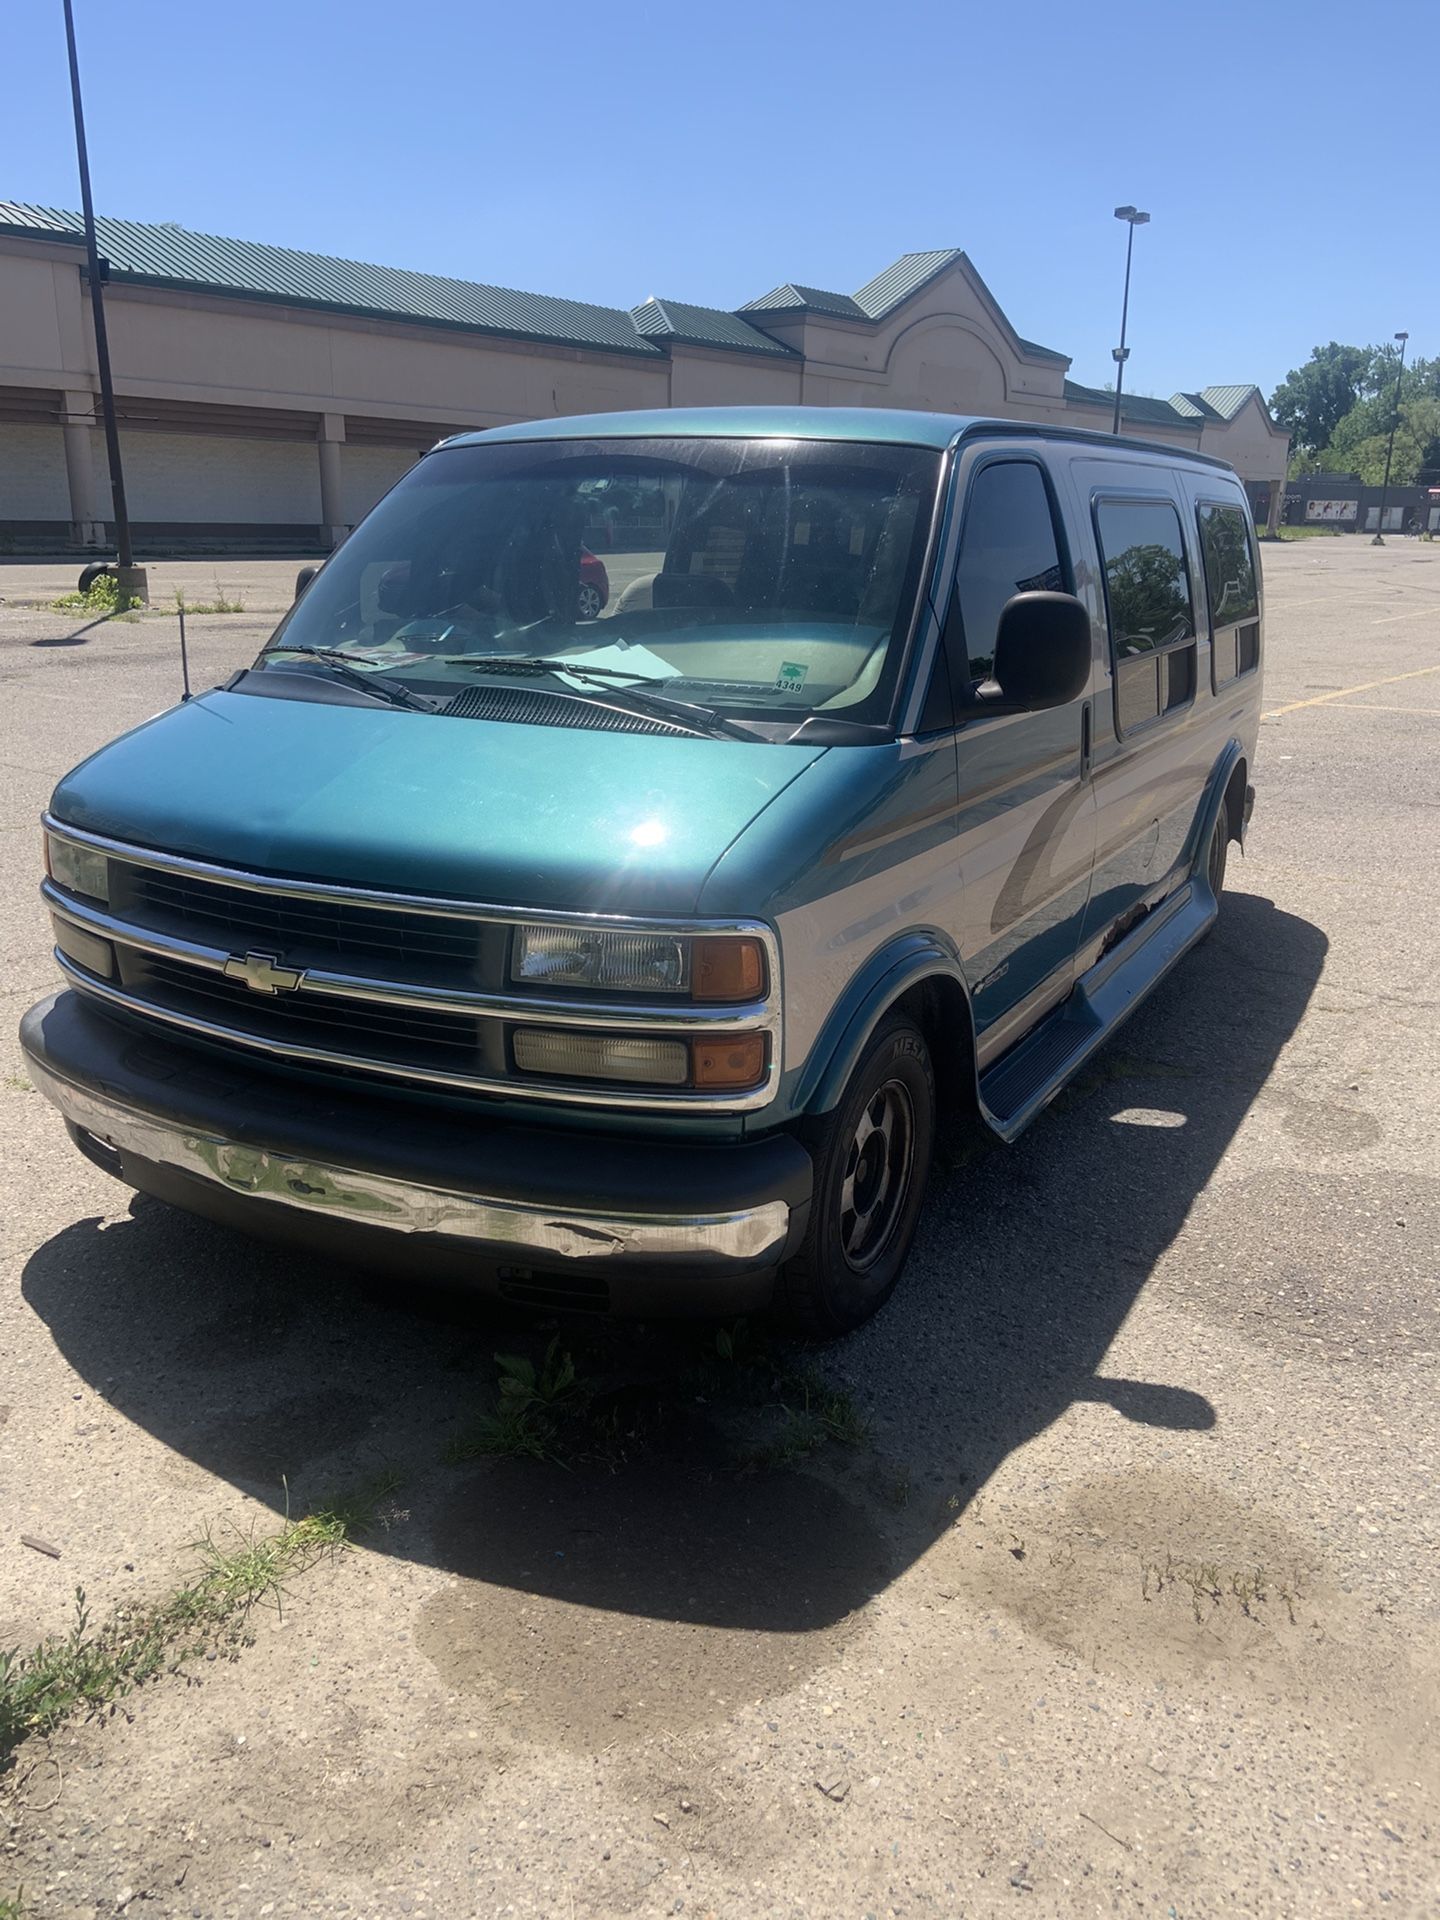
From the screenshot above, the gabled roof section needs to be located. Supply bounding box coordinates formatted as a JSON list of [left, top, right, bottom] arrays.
[[1063, 379, 1200, 430], [738, 250, 1069, 365], [853, 248, 965, 319], [629, 297, 796, 356], [0, 200, 665, 357], [738, 282, 870, 320], [1200, 384, 1261, 421], [1169, 391, 1223, 421]]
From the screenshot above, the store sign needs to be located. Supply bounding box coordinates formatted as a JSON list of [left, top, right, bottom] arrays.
[[1304, 498, 1358, 522]]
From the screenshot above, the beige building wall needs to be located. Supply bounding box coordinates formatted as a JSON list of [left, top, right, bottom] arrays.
[[0, 230, 1288, 548]]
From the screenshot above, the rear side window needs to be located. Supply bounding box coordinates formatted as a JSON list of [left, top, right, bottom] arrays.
[[1197, 501, 1260, 685], [951, 461, 1065, 685], [1095, 498, 1196, 736]]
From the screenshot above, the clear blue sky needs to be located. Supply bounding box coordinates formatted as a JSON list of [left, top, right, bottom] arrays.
[[6, 0, 1434, 399]]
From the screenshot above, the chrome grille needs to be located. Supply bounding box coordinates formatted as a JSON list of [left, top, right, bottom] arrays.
[[130, 954, 484, 1073], [117, 864, 484, 984]]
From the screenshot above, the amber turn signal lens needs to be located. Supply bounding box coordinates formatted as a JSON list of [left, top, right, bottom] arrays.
[[692, 936, 766, 1002], [691, 1032, 768, 1089]]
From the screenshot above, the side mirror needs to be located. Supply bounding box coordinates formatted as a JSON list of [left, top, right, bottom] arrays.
[[294, 564, 319, 602], [985, 591, 1092, 712]]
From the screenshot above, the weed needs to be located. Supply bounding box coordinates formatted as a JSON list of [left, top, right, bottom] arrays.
[[49, 575, 142, 616], [2, 1074, 31, 1095], [0, 1488, 386, 1769], [0, 1890, 23, 1918], [742, 1370, 870, 1471], [445, 1338, 589, 1465], [1140, 1553, 1301, 1626], [175, 584, 245, 615]]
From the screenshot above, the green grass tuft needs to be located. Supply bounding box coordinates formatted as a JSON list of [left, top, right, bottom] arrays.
[[0, 1484, 393, 1770], [175, 584, 245, 614]]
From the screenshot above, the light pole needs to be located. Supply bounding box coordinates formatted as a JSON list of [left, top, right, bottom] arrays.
[[1371, 330, 1409, 546], [1111, 206, 1150, 437], [61, 0, 146, 601]]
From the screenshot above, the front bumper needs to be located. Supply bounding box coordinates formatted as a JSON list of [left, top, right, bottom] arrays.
[[20, 992, 812, 1314]]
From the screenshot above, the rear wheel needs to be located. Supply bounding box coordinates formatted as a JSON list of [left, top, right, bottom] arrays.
[[577, 582, 603, 620], [779, 1013, 935, 1336]]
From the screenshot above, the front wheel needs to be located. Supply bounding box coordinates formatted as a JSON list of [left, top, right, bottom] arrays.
[[779, 1014, 936, 1336]]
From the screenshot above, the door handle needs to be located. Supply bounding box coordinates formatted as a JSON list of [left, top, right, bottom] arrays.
[[1080, 700, 1092, 780]]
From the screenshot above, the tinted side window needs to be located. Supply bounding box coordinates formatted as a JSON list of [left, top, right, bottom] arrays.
[[952, 462, 1064, 685], [1197, 501, 1260, 686], [1096, 498, 1196, 735]]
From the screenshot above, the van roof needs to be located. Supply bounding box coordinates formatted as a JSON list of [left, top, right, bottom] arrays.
[[439, 406, 1240, 475]]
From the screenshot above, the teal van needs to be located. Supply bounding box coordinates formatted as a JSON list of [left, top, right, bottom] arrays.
[[23, 408, 1261, 1333]]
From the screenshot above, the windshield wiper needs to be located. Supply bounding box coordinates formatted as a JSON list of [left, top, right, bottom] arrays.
[[440, 654, 766, 741], [261, 646, 434, 712]]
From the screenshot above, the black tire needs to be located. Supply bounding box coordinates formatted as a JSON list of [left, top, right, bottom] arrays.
[[78, 561, 115, 594], [779, 1013, 936, 1336], [577, 582, 603, 621], [1206, 806, 1230, 901]]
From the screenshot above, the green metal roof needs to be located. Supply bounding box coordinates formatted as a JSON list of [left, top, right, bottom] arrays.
[[1168, 391, 1221, 420], [737, 283, 869, 320], [853, 248, 965, 318], [1063, 379, 1200, 430], [629, 297, 796, 356], [1199, 384, 1260, 421], [0, 201, 670, 357]]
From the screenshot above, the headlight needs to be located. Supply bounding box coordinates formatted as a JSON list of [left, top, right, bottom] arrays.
[[511, 926, 766, 1001], [45, 832, 110, 904]]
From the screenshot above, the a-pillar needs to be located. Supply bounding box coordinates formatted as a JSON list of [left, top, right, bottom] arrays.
[[61, 390, 104, 548], [317, 413, 348, 550]]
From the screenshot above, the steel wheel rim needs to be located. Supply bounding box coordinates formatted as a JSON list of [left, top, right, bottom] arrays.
[[838, 1078, 915, 1271], [577, 586, 601, 619]]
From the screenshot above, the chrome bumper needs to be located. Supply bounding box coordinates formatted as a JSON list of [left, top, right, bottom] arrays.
[[26, 1055, 792, 1269]]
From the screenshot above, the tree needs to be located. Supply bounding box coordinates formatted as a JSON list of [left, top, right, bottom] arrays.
[[1327, 393, 1440, 487], [1269, 343, 1372, 453]]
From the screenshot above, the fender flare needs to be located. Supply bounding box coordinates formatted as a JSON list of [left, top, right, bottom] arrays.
[[793, 930, 976, 1117], [1187, 738, 1248, 881]]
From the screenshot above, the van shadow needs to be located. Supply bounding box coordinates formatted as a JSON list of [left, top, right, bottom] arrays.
[[22, 892, 1325, 1652]]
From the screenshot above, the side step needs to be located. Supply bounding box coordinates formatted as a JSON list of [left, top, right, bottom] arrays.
[[977, 879, 1216, 1140]]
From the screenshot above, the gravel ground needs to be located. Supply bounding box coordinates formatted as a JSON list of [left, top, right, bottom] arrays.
[[0, 539, 1437, 1918]]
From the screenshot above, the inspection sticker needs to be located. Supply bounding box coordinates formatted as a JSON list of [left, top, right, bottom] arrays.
[[775, 660, 808, 694]]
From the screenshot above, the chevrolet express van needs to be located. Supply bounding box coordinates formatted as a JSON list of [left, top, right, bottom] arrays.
[[22, 408, 1261, 1333]]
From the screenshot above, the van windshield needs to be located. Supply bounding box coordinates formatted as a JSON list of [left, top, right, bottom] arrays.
[[260, 436, 941, 733]]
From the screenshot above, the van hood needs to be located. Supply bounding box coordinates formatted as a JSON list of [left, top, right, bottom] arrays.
[[50, 688, 827, 915]]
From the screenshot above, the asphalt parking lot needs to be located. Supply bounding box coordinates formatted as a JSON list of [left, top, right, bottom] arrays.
[[1, 537, 1437, 1919]]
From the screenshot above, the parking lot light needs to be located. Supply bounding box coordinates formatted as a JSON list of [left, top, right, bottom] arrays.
[[1111, 207, 1150, 438], [1372, 331, 1409, 546]]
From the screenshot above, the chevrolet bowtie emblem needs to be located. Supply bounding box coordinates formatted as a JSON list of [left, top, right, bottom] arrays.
[[223, 951, 304, 994]]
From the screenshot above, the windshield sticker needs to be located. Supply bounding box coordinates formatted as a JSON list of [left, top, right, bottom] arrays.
[[775, 661, 809, 694]]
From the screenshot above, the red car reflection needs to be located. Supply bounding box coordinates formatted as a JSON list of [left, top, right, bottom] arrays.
[[578, 548, 609, 621]]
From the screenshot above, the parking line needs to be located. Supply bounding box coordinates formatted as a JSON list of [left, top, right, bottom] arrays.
[[1371, 604, 1440, 626], [1330, 702, 1440, 717], [1264, 662, 1440, 718]]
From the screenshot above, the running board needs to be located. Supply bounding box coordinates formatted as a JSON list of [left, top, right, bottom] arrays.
[[977, 878, 1216, 1141]]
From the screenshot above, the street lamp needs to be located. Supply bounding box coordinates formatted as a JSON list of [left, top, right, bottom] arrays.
[[1111, 206, 1150, 437], [61, 0, 145, 601], [1371, 330, 1409, 546]]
